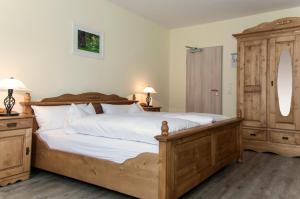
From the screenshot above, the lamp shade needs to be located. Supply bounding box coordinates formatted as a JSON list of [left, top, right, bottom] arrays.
[[143, 86, 157, 94], [0, 78, 29, 91]]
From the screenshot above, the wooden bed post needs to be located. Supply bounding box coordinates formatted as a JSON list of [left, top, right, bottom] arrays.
[[161, 121, 169, 136], [22, 93, 32, 115], [158, 121, 173, 199]]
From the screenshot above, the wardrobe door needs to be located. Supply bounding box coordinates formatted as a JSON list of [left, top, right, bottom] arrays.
[[238, 39, 267, 128], [269, 35, 300, 130]]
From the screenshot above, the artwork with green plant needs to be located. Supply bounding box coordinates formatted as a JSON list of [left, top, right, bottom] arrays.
[[78, 30, 100, 53]]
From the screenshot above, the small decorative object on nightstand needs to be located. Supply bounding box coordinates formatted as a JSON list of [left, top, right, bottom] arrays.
[[0, 77, 29, 116], [132, 93, 136, 101], [143, 86, 157, 107], [142, 105, 161, 112], [0, 114, 34, 186]]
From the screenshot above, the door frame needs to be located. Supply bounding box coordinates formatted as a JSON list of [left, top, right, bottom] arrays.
[[185, 45, 223, 114]]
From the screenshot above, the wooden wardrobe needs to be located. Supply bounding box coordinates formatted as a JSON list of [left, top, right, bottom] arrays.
[[234, 17, 300, 157]]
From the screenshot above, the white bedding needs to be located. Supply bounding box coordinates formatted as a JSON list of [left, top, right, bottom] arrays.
[[132, 112, 229, 123], [38, 129, 158, 164], [65, 112, 228, 145], [38, 112, 229, 163], [65, 114, 201, 145]]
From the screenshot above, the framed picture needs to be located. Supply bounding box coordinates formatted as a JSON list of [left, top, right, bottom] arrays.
[[231, 53, 237, 68], [73, 24, 104, 59]]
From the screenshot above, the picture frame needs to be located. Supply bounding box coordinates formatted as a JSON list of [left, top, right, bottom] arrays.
[[73, 24, 104, 59]]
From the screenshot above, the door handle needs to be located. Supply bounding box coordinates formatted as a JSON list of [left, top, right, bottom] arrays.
[[210, 89, 219, 96]]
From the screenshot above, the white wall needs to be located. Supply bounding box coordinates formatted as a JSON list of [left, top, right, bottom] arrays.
[[0, 0, 169, 112], [1, 1, 300, 116], [169, 6, 300, 116]]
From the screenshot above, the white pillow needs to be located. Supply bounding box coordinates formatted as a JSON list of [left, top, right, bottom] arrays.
[[83, 103, 96, 115], [128, 103, 145, 113], [101, 103, 144, 114], [134, 103, 145, 112], [66, 103, 96, 125], [32, 105, 71, 131], [32, 104, 95, 131]]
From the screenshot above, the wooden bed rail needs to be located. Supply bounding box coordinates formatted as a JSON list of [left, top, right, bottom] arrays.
[[157, 118, 242, 141], [157, 118, 242, 199]]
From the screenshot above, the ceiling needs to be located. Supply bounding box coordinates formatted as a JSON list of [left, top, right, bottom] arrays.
[[109, 0, 300, 28]]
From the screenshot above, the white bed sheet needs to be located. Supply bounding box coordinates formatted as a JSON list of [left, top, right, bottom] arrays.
[[38, 129, 158, 164]]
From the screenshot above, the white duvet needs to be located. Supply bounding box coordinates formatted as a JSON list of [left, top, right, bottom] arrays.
[[65, 112, 226, 145], [66, 114, 197, 145]]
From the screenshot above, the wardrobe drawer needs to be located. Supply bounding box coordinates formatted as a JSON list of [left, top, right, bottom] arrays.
[[242, 128, 267, 141], [269, 131, 296, 145]]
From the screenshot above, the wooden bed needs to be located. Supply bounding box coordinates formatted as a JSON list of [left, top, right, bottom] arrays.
[[21, 92, 243, 199]]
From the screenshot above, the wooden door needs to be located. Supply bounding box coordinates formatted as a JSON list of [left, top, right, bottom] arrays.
[[0, 129, 31, 179], [186, 46, 222, 114], [269, 35, 300, 130], [238, 39, 267, 128]]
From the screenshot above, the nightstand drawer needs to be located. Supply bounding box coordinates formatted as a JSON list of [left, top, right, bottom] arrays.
[[142, 106, 161, 112], [0, 119, 32, 131]]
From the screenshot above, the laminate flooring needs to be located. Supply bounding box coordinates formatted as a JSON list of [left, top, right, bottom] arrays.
[[1, 151, 300, 199]]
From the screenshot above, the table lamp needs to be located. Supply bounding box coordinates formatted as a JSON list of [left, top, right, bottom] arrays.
[[0, 77, 29, 116], [143, 86, 157, 107]]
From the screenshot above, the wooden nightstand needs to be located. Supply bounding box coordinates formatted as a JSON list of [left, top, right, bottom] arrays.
[[0, 115, 34, 186], [142, 106, 161, 112]]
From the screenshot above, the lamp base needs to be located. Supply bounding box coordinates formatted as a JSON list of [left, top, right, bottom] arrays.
[[0, 112, 20, 117]]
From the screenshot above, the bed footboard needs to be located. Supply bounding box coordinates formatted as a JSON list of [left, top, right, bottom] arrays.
[[156, 118, 242, 199]]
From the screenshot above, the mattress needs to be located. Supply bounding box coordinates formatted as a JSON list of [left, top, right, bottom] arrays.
[[38, 129, 159, 164], [37, 113, 228, 163]]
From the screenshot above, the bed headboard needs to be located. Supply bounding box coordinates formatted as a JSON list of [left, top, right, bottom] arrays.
[[20, 92, 137, 115]]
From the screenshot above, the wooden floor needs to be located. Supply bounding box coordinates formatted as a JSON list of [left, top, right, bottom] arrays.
[[1, 151, 300, 199]]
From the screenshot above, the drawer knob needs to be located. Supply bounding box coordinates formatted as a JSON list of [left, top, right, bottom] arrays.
[[250, 133, 256, 137], [282, 136, 289, 140], [6, 123, 17, 128]]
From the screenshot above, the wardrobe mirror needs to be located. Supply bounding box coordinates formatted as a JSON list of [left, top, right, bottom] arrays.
[[277, 50, 293, 117]]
